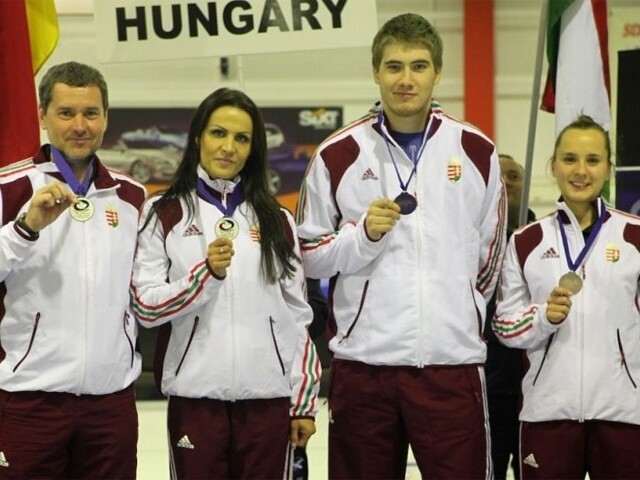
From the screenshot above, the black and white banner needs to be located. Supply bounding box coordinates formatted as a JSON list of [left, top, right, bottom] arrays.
[[93, 0, 378, 62]]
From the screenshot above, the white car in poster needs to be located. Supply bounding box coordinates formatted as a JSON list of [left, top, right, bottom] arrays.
[[120, 125, 188, 150], [98, 144, 181, 184]]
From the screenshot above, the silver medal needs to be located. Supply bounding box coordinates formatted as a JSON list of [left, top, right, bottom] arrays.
[[215, 216, 239, 239], [69, 198, 94, 222]]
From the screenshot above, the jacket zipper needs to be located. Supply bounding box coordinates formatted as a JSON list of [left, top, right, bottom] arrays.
[[123, 311, 135, 369], [175, 316, 199, 376], [532, 334, 555, 386], [470, 280, 483, 338], [269, 316, 286, 376], [617, 329, 637, 388], [338, 280, 369, 344], [13, 313, 40, 372]]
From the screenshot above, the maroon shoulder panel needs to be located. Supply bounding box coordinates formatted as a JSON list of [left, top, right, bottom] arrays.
[[1, 176, 33, 224], [623, 222, 640, 254], [461, 130, 494, 187], [513, 223, 544, 270]]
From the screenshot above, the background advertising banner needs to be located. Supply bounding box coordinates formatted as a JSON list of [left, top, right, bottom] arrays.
[[616, 171, 640, 216], [614, 48, 640, 216], [93, 0, 378, 63], [608, 8, 640, 215], [99, 106, 342, 211]]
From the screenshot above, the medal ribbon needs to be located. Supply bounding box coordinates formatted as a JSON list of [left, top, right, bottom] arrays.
[[50, 146, 94, 195], [196, 179, 244, 217], [557, 203, 606, 271], [379, 112, 435, 193]]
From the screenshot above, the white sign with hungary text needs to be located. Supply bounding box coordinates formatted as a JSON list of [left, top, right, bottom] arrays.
[[93, 0, 378, 63]]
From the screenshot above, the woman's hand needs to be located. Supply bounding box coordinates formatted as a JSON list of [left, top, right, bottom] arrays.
[[290, 418, 316, 448], [206, 238, 235, 278]]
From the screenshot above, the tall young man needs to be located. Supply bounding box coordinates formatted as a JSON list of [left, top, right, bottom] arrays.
[[296, 13, 507, 479]]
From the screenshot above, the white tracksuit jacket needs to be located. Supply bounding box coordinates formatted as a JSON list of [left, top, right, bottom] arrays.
[[296, 101, 507, 367], [0, 145, 146, 394], [130, 173, 320, 417], [493, 198, 640, 424]]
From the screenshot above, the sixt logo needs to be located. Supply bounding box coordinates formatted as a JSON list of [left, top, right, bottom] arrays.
[[299, 108, 340, 129]]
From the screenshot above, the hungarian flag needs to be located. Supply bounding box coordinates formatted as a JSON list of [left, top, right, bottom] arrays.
[[0, 0, 58, 167], [541, 0, 611, 135]]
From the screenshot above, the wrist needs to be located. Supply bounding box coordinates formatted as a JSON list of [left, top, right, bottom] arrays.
[[205, 259, 227, 280], [363, 222, 383, 242], [547, 316, 566, 325], [15, 212, 40, 240]]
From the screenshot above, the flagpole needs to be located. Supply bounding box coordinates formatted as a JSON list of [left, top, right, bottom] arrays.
[[520, 0, 549, 227]]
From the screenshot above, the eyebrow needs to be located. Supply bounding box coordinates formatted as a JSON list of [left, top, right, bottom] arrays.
[[210, 124, 251, 135], [384, 59, 430, 65]]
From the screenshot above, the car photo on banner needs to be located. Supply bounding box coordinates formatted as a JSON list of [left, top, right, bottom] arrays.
[[98, 142, 181, 184], [120, 126, 188, 150], [99, 107, 343, 211]]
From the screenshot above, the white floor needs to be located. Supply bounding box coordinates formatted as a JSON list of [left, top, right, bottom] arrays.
[[137, 399, 514, 480]]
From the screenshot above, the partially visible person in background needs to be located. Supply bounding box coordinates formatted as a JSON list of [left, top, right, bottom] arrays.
[[494, 115, 640, 480], [499, 154, 536, 238], [0, 61, 144, 479], [130, 87, 321, 480], [484, 154, 536, 480]]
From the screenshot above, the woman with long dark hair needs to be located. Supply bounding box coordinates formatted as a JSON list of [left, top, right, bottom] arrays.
[[131, 88, 321, 479]]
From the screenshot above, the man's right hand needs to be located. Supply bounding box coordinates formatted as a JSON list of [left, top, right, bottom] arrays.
[[364, 198, 401, 241], [23, 181, 77, 232], [546, 286, 573, 325]]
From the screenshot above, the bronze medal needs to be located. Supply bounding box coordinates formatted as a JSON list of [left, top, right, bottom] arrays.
[[394, 192, 418, 215]]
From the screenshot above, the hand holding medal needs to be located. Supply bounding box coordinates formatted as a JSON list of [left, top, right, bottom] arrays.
[[546, 285, 573, 325], [22, 181, 78, 232], [365, 198, 401, 241], [207, 238, 235, 278]]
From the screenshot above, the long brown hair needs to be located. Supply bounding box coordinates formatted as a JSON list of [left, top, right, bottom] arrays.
[[144, 88, 297, 283]]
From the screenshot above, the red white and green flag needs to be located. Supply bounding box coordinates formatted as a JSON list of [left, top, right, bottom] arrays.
[[0, 0, 58, 167], [541, 0, 611, 135]]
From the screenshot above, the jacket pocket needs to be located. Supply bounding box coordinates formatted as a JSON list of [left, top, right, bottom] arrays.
[[13, 313, 40, 373], [469, 280, 483, 338], [175, 316, 199, 376], [617, 329, 637, 388], [338, 280, 369, 344], [269, 316, 286, 376], [123, 312, 135, 369], [532, 333, 555, 386]]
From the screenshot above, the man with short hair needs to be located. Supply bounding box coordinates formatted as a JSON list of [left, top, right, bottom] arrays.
[[296, 13, 506, 480], [499, 153, 536, 236], [0, 61, 145, 479]]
